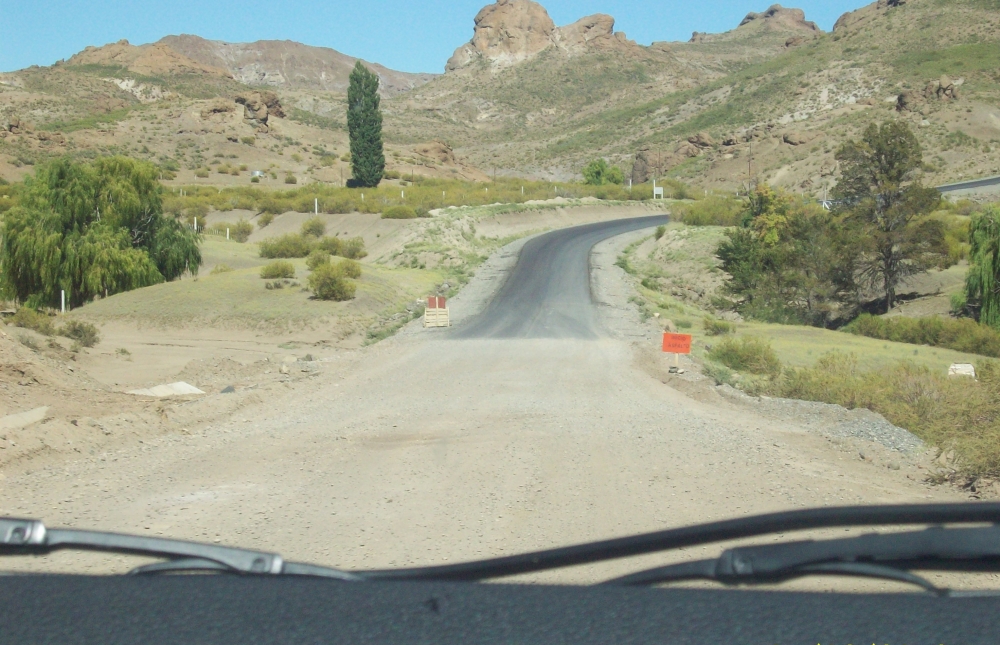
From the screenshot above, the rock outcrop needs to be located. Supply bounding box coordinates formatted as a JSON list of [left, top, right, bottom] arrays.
[[413, 141, 458, 165], [782, 130, 816, 146], [446, 0, 556, 71], [447, 1, 639, 72], [66, 39, 230, 78], [631, 149, 652, 185], [739, 5, 820, 33], [234, 91, 284, 132]]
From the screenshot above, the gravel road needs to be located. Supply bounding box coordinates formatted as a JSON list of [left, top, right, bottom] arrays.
[[0, 216, 977, 590]]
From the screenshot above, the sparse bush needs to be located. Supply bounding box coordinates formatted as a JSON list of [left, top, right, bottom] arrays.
[[230, 219, 254, 243], [240, 136, 256, 146], [676, 195, 743, 227], [195, 169, 210, 178], [708, 336, 781, 376], [301, 217, 326, 237], [703, 317, 733, 336], [415, 207, 431, 218], [17, 333, 39, 350], [259, 234, 314, 258], [308, 263, 357, 301], [780, 353, 1000, 479], [257, 212, 274, 228], [341, 237, 367, 259], [260, 260, 295, 279], [9, 308, 55, 336], [654, 225, 666, 240], [211, 264, 233, 274], [382, 205, 417, 219], [284, 174, 298, 185], [251, 176, 260, 183], [384, 170, 402, 180], [306, 250, 331, 271], [60, 320, 100, 347], [844, 314, 1000, 358], [334, 258, 362, 279]]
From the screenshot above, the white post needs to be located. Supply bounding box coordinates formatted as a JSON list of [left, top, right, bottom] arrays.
[[362, 193, 364, 201], [521, 186, 524, 195], [314, 198, 318, 214], [442, 191, 445, 200], [401, 190, 405, 199], [61, 290, 65, 314], [226, 228, 230, 240]]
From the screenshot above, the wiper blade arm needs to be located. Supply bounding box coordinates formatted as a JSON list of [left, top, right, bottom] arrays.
[[0, 518, 360, 581], [361, 503, 1000, 582], [603, 525, 1000, 592]]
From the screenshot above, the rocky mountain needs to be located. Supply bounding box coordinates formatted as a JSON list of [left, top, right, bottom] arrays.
[[2, 0, 1000, 195], [158, 35, 436, 96], [386, 0, 1000, 191]]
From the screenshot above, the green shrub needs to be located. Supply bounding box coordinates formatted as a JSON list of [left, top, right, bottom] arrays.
[[284, 174, 298, 185], [306, 250, 331, 271], [675, 195, 743, 227], [301, 217, 326, 237], [260, 260, 295, 279], [60, 320, 100, 347], [240, 136, 256, 146], [384, 170, 402, 180], [708, 336, 781, 376], [257, 212, 274, 228], [334, 258, 362, 279], [251, 176, 260, 183], [8, 308, 55, 336], [844, 314, 1000, 358], [211, 264, 233, 274], [308, 263, 356, 301], [315, 236, 344, 256], [382, 205, 417, 219], [703, 317, 734, 336], [415, 207, 431, 218], [231, 219, 254, 243], [195, 169, 210, 178], [341, 237, 368, 259], [259, 234, 313, 258], [654, 225, 666, 240]]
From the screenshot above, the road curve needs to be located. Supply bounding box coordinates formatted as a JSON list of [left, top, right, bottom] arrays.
[[452, 214, 671, 339]]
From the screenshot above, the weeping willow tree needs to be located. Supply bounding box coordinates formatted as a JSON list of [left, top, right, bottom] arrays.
[[966, 205, 1000, 329], [0, 157, 201, 308]]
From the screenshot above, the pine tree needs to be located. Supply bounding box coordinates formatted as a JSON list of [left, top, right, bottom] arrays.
[[347, 61, 385, 188]]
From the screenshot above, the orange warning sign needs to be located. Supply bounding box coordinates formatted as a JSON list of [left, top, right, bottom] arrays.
[[662, 333, 692, 354]]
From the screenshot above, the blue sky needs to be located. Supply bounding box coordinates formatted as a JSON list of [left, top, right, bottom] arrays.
[[1, 1, 872, 74]]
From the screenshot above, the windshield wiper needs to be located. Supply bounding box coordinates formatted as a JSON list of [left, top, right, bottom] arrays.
[[603, 525, 1000, 594], [0, 518, 361, 580], [362, 503, 1000, 583]]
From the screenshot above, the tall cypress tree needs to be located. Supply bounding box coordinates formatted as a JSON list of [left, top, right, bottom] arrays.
[[347, 61, 385, 188]]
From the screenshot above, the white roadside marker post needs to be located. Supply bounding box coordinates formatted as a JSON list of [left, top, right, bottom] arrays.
[[226, 228, 230, 240], [61, 290, 65, 314], [315, 198, 318, 214]]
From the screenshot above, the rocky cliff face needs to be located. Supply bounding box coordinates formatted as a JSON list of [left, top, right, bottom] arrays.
[[738, 4, 820, 33], [446, 0, 640, 72]]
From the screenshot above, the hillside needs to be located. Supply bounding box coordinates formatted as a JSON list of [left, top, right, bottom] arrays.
[[2, 0, 1000, 194], [385, 0, 1000, 190]]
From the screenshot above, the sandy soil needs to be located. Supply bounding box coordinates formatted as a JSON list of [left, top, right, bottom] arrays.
[[0, 205, 987, 593]]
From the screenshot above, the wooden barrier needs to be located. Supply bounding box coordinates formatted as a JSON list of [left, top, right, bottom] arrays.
[[424, 296, 451, 328]]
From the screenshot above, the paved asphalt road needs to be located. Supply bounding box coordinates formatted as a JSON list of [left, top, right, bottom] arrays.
[[938, 175, 1000, 193], [453, 214, 671, 339]]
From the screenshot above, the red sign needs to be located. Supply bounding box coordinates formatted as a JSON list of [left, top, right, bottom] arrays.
[[662, 333, 692, 354], [427, 296, 446, 309]]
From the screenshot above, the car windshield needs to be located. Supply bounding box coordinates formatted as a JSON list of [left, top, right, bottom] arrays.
[[2, 0, 1000, 599]]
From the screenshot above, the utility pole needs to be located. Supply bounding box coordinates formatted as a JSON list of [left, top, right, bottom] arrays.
[[748, 139, 753, 191]]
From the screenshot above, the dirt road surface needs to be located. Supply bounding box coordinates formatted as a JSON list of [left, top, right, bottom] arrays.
[[0, 216, 975, 589]]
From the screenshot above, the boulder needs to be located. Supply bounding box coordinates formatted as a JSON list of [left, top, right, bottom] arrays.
[[200, 99, 235, 119], [782, 130, 815, 146], [556, 14, 615, 51], [687, 132, 715, 149], [675, 142, 702, 158], [235, 90, 284, 132]]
